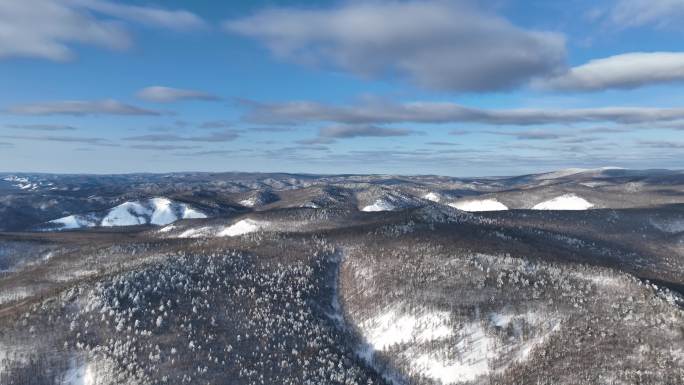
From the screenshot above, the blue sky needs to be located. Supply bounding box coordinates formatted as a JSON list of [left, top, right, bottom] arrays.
[[0, 0, 683, 176]]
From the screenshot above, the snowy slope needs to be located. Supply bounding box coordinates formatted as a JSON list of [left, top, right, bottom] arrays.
[[47, 198, 207, 229], [423, 192, 441, 202], [217, 219, 263, 237], [449, 199, 508, 212], [532, 194, 594, 210], [163, 219, 267, 238], [49, 215, 99, 230], [361, 199, 397, 212], [238, 190, 279, 208], [239, 198, 258, 207]]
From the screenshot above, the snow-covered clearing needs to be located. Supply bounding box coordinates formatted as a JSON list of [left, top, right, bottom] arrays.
[[362, 199, 396, 212], [3, 176, 39, 190], [101, 201, 150, 227], [532, 194, 594, 210], [423, 192, 441, 202], [50, 215, 97, 229], [62, 358, 95, 385], [177, 226, 214, 238], [239, 197, 257, 207], [217, 219, 263, 237], [448, 199, 508, 212], [355, 305, 497, 384], [0, 287, 33, 305], [353, 301, 563, 384], [359, 307, 453, 351], [413, 322, 493, 384]]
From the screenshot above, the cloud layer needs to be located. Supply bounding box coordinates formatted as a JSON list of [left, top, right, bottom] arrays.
[[243, 99, 684, 126], [225, 1, 566, 92], [5, 124, 77, 131], [6, 99, 160, 116], [320, 124, 415, 138], [609, 0, 684, 29], [124, 130, 239, 142], [137, 86, 220, 103]]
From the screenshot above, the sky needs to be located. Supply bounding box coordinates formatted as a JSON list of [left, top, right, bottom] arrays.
[[0, 0, 683, 177]]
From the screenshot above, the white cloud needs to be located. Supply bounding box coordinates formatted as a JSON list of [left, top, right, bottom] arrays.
[[136, 86, 220, 103], [6, 99, 160, 116], [0, 0, 205, 61], [539, 52, 684, 91], [224, 1, 566, 92], [243, 99, 684, 126], [5, 124, 77, 131], [609, 0, 684, 29], [74, 0, 206, 30], [320, 124, 415, 138], [124, 130, 239, 142], [297, 123, 416, 144]]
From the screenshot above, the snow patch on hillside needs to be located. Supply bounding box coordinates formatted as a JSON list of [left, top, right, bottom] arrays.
[[362, 199, 396, 212], [239, 198, 257, 207], [532, 194, 594, 210], [423, 192, 441, 202], [50, 215, 98, 229], [449, 199, 508, 212], [354, 301, 564, 385], [218, 219, 263, 237], [101, 201, 150, 227], [414, 322, 493, 383], [63, 359, 95, 385], [161, 218, 272, 238], [3, 175, 40, 190], [158, 224, 176, 233], [359, 307, 452, 351], [357, 307, 498, 384], [178, 226, 214, 239], [0, 286, 33, 305]]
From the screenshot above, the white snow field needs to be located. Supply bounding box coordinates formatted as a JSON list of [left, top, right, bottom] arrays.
[[160, 218, 271, 238], [217, 219, 263, 237], [423, 192, 441, 202], [239, 197, 257, 207], [63, 359, 95, 385], [359, 307, 453, 352], [448, 199, 508, 212], [355, 304, 560, 385], [177, 226, 214, 238], [49, 215, 98, 230], [48, 198, 207, 229], [532, 194, 594, 210], [362, 199, 396, 212]]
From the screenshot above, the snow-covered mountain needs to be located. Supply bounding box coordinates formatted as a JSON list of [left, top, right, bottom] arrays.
[[1, 169, 684, 385], [46, 198, 207, 229]]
